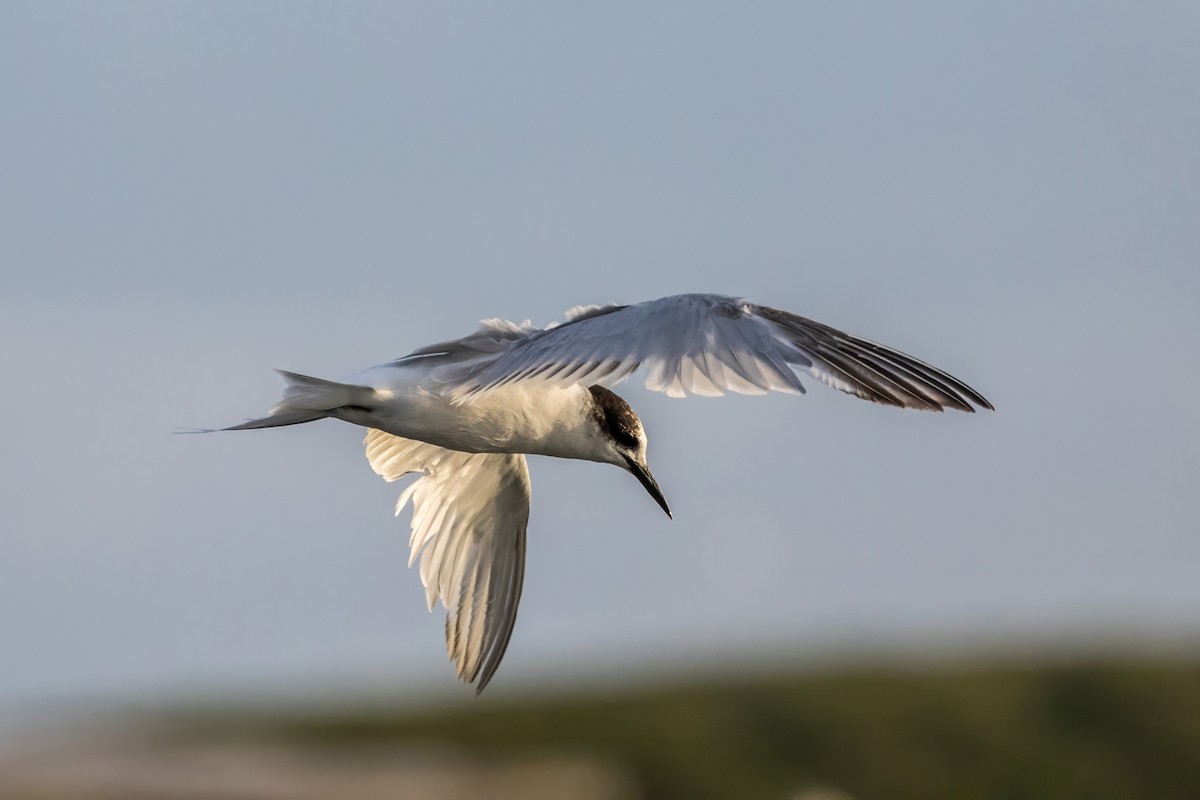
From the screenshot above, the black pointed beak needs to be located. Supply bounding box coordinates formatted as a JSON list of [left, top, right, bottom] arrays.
[[624, 456, 672, 519]]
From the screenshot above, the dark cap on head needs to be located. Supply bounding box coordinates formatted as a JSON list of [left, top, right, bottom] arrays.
[[587, 386, 642, 449]]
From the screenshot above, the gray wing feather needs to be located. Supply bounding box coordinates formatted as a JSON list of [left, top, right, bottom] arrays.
[[755, 305, 993, 411]]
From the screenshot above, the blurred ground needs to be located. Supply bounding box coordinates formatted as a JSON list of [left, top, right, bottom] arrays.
[[3, 656, 1198, 800]]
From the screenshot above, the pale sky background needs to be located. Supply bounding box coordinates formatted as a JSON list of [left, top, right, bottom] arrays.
[[2, 2, 1198, 714]]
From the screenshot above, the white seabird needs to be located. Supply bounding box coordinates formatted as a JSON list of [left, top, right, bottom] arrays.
[[208, 293, 992, 692]]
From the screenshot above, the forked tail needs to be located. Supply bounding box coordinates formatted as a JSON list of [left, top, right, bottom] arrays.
[[220, 370, 375, 431]]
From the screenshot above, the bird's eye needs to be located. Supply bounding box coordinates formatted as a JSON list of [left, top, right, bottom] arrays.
[[613, 429, 639, 450]]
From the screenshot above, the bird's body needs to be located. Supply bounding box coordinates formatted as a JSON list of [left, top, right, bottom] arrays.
[[335, 367, 600, 460], [208, 293, 992, 692]]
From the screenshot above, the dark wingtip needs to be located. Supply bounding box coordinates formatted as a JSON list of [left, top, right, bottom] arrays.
[[960, 393, 993, 412]]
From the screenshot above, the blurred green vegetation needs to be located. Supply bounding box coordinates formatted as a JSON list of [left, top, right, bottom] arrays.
[[162, 658, 1200, 800]]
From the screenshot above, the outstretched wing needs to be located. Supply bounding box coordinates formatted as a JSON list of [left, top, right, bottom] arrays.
[[364, 429, 529, 693], [452, 293, 992, 411]]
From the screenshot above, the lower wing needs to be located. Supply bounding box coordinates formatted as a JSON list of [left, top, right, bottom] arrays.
[[364, 430, 530, 693]]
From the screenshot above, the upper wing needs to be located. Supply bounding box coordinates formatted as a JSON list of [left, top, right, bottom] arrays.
[[364, 429, 530, 693], [392, 316, 539, 368], [451, 293, 992, 411]]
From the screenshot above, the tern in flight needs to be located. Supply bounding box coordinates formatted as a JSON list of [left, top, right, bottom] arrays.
[[207, 293, 992, 692]]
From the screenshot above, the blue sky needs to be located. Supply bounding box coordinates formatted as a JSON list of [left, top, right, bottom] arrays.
[[2, 2, 1198, 709]]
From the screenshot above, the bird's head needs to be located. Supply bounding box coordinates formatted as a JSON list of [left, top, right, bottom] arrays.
[[586, 386, 671, 519]]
